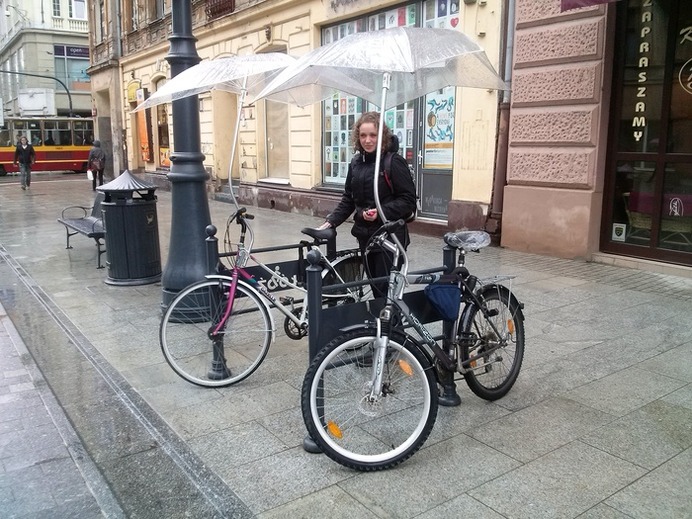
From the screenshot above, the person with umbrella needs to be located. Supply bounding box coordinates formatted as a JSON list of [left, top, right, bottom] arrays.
[[317, 111, 416, 297]]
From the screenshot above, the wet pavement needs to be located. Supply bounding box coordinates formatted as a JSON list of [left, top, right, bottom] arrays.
[[1, 174, 691, 518]]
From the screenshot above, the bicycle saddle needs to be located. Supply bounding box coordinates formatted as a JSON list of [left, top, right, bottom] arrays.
[[301, 226, 336, 242], [443, 230, 491, 252]]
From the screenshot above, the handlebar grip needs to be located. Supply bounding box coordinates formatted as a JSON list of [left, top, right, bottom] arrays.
[[236, 207, 255, 220], [382, 219, 406, 232]]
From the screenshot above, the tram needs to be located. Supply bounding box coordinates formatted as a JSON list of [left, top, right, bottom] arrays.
[[0, 116, 95, 176]]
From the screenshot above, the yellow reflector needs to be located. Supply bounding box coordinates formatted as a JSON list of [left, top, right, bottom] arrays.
[[507, 319, 515, 335], [398, 359, 414, 376], [327, 421, 343, 439]]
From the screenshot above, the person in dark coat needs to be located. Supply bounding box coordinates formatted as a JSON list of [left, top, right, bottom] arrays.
[[13, 136, 36, 190], [318, 111, 417, 297], [87, 140, 107, 190]]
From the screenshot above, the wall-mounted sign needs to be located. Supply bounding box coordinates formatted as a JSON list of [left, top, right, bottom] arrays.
[[127, 80, 142, 104]]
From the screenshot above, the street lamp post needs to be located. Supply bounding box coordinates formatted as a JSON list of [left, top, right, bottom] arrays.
[[160, 0, 212, 308], [0, 70, 74, 116]]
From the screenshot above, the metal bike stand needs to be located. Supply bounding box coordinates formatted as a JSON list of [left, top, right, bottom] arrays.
[[438, 245, 462, 407], [303, 249, 324, 453]]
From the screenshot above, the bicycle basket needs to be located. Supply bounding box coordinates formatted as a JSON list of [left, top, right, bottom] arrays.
[[424, 283, 461, 322]]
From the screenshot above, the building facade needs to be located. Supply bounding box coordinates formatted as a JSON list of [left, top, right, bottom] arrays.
[[0, 0, 91, 117], [503, 0, 691, 270], [89, 0, 692, 271]]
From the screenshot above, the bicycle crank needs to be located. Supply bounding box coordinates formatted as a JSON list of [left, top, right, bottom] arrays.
[[284, 308, 307, 340]]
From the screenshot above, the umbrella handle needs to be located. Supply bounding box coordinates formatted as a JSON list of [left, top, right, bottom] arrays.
[[226, 78, 248, 211], [373, 73, 408, 276]]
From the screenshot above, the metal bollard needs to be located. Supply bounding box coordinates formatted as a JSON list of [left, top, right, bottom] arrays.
[[304, 248, 324, 453], [440, 245, 461, 407], [205, 225, 219, 275]]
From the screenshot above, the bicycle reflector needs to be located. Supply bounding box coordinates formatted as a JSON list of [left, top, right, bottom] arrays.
[[398, 359, 414, 376], [327, 420, 343, 439]]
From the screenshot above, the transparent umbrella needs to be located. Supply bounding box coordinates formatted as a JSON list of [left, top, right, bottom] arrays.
[[132, 53, 296, 204], [133, 53, 296, 111], [255, 27, 508, 110], [255, 27, 509, 228]]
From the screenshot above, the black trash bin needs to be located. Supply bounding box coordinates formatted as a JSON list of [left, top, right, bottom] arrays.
[[98, 170, 162, 286]]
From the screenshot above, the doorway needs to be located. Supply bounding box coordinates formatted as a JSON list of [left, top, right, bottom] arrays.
[[601, 0, 692, 265]]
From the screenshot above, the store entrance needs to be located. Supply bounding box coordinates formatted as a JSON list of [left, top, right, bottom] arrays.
[[601, 0, 692, 265]]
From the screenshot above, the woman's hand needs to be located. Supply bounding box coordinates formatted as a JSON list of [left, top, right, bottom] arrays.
[[317, 221, 332, 230], [363, 208, 378, 222]]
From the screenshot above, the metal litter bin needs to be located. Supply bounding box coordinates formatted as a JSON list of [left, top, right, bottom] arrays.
[[98, 170, 162, 286]]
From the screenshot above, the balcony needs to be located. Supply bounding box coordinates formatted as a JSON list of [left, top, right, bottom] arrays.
[[205, 0, 235, 20], [51, 17, 89, 33]]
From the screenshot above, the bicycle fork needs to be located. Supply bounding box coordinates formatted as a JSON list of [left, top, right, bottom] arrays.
[[367, 307, 394, 400]]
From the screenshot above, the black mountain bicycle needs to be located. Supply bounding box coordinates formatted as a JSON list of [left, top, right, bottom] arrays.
[[301, 220, 525, 470]]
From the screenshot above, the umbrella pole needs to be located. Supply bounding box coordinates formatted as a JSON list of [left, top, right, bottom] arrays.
[[373, 73, 407, 275], [373, 73, 390, 223], [225, 81, 247, 210]]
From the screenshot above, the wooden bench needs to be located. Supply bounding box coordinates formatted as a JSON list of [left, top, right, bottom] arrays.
[[57, 192, 107, 269]]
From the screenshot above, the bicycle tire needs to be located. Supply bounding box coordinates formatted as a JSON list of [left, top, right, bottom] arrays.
[[302, 328, 438, 471], [459, 284, 524, 400], [322, 251, 371, 301], [160, 278, 273, 387]]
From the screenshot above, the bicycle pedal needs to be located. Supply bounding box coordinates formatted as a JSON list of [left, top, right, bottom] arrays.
[[280, 296, 294, 305]]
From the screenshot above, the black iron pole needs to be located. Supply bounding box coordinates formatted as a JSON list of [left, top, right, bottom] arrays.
[[161, 0, 212, 309], [0, 70, 74, 116]]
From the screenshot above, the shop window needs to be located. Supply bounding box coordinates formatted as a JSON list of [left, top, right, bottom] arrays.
[[155, 78, 171, 168], [321, 3, 419, 186], [603, 0, 692, 260]]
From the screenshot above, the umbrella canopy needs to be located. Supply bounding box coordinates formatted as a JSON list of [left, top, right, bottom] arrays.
[[132, 53, 296, 112], [255, 26, 509, 235], [255, 27, 508, 110]]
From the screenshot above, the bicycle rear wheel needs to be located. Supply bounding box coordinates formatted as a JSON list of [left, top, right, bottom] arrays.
[[302, 328, 438, 471], [160, 278, 273, 387], [459, 284, 524, 400]]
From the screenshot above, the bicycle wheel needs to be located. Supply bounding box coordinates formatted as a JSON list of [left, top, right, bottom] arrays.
[[302, 328, 438, 471], [459, 284, 524, 400], [160, 278, 273, 387], [322, 251, 371, 302]]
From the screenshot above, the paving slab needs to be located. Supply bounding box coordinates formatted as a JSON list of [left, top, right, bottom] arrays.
[[1, 178, 692, 517]]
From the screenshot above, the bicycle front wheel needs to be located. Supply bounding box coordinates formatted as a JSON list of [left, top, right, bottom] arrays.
[[323, 251, 371, 302], [160, 278, 273, 387], [302, 328, 438, 471], [459, 284, 525, 400]]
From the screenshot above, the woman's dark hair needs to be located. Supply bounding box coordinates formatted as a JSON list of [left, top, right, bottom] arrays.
[[352, 111, 392, 155]]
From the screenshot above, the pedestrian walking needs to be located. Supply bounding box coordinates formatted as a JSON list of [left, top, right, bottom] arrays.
[[13, 136, 36, 190], [87, 140, 107, 191], [316, 111, 417, 297]]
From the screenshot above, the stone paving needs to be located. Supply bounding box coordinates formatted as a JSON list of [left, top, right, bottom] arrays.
[[1, 175, 691, 518]]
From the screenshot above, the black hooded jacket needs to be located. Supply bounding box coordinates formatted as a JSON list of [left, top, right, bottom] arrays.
[[326, 139, 416, 245]]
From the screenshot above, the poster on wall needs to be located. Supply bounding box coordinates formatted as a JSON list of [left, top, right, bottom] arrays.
[[135, 88, 153, 163], [423, 88, 455, 169]]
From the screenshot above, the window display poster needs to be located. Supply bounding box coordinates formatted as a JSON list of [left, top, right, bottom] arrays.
[[423, 89, 455, 169]]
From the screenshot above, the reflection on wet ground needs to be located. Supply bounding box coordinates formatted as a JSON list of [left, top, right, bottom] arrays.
[[1, 178, 692, 517]]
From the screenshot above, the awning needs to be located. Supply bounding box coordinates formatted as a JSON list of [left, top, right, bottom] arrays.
[[561, 0, 620, 12]]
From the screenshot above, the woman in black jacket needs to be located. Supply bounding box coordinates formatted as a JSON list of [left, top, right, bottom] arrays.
[[318, 111, 417, 297]]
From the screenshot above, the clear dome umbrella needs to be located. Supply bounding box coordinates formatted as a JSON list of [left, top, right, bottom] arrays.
[[255, 27, 509, 253], [131, 53, 297, 208]]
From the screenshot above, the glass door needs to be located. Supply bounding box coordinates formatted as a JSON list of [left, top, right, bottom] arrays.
[[601, 0, 692, 263]]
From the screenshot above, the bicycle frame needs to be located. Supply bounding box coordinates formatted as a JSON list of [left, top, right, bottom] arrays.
[[364, 223, 521, 397], [216, 208, 366, 333]]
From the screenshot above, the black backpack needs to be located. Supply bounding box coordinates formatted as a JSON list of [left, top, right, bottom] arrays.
[[382, 151, 420, 223]]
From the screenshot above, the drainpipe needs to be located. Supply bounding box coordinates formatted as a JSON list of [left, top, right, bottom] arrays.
[[489, 0, 514, 231]]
